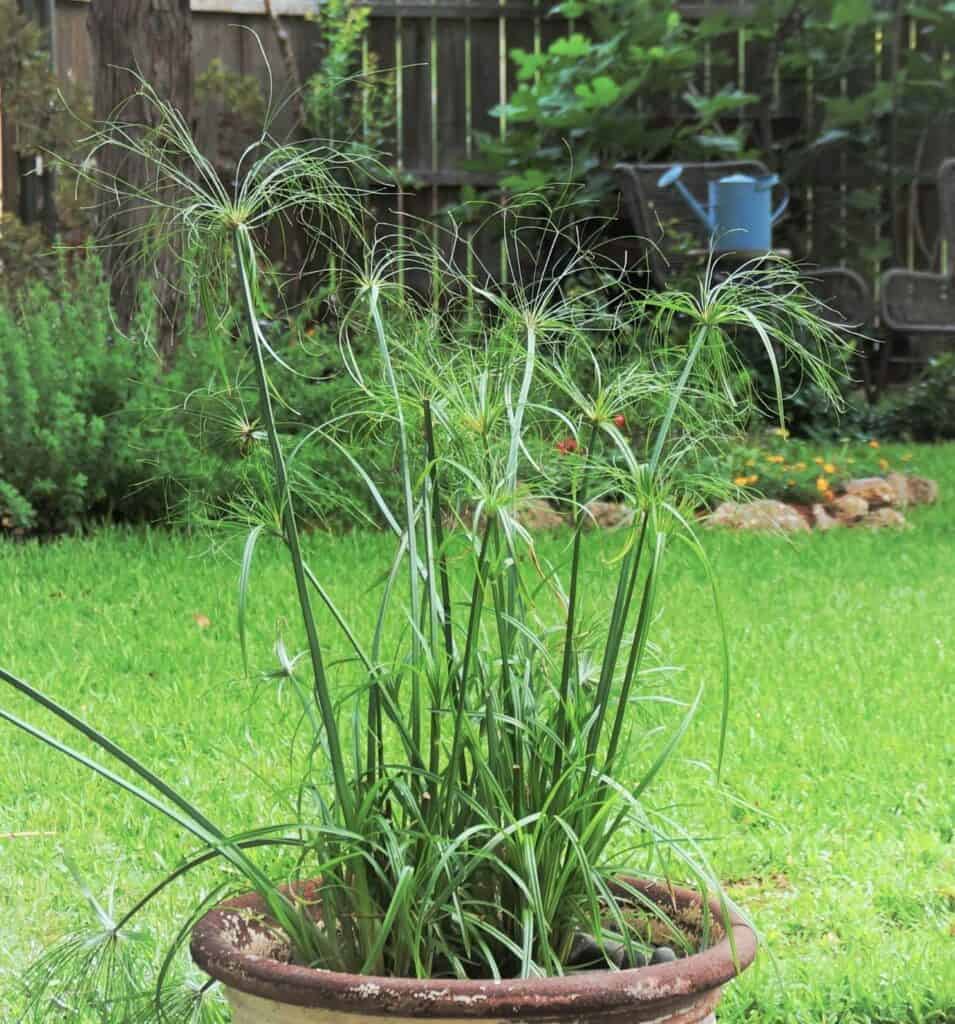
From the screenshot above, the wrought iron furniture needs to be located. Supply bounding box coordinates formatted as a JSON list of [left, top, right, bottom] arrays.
[[880, 158, 955, 336]]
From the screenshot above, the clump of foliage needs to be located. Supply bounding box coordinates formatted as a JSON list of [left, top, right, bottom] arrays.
[[479, 0, 953, 277], [0, 76, 848, 1022], [476, 0, 752, 210], [716, 431, 914, 506], [0, 255, 144, 533], [0, 214, 58, 297], [0, 1, 78, 162], [746, 350, 955, 445], [0, 0, 93, 282], [0, 252, 398, 536], [303, 0, 395, 167], [750, 0, 955, 271], [851, 353, 955, 443]]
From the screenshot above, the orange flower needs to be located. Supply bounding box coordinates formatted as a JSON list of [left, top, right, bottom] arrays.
[[794, 461, 807, 471], [767, 454, 785, 464], [816, 476, 830, 493], [823, 462, 836, 474], [824, 488, 835, 502], [733, 475, 750, 486], [869, 439, 880, 449], [813, 457, 824, 465]]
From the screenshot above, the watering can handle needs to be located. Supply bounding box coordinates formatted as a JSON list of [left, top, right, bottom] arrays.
[[658, 165, 684, 188], [772, 181, 790, 224]]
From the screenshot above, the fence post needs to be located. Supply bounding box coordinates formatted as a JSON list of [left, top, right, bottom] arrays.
[[15, 0, 58, 234]]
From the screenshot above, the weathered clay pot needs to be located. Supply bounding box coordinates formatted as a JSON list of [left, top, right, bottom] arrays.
[[191, 879, 756, 1024]]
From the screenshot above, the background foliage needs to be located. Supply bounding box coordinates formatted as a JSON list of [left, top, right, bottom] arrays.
[[0, 255, 396, 536], [478, 0, 955, 277]]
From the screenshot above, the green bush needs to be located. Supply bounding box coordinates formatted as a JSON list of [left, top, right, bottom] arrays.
[[855, 354, 955, 443], [0, 257, 142, 532], [752, 353, 955, 444], [0, 259, 397, 535], [475, 0, 744, 210]]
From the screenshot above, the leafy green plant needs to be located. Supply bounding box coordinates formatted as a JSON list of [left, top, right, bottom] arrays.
[[479, 0, 953, 279], [0, 254, 146, 534], [0, 0, 93, 272], [867, 354, 955, 442], [475, 0, 753, 212], [0, 81, 845, 1019], [0, 246, 399, 535], [303, 0, 395, 166], [713, 431, 914, 506]]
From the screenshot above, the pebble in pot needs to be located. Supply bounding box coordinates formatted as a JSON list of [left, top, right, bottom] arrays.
[[567, 932, 651, 970]]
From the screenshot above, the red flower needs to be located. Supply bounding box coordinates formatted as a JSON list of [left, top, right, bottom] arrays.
[[556, 437, 579, 455], [613, 413, 627, 430]]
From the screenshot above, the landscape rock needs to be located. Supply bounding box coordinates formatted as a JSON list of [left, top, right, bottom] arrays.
[[516, 498, 565, 531], [885, 473, 909, 508], [830, 493, 869, 524], [650, 946, 678, 965], [905, 475, 939, 506], [566, 933, 648, 970], [861, 506, 907, 529], [708, 500, 810, 533], [811, 503, 841, 531], [843, 477, 897, 508], [583, 500, 634, 531]]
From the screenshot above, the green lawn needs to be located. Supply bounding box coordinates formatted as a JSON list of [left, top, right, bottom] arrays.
[[1, 443, 953, 1022]]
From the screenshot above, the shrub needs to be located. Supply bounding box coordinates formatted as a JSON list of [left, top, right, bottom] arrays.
[[867, 354, 955, 442], [713, 432, 916, 506], [477, 0, 952, 267], [0, 256, 144, 533], [0, 257, 398, 535], [751, 353, 955, 445], [475, 0, 746, 211]]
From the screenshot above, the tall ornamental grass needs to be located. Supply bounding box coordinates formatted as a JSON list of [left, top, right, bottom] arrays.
[[0, 79, 846, 1020]]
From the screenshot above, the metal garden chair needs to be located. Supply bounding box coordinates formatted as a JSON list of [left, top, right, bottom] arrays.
[[880, 158, 955, 337]]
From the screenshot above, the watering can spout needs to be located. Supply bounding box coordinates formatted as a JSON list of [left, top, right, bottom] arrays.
[[657, 165, 716, 232]]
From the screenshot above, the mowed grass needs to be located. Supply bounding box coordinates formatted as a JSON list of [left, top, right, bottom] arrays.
[[1, 442, 953, 1022]]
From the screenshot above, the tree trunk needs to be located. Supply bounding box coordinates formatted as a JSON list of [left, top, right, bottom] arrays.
[[88, 0, 192, 360]]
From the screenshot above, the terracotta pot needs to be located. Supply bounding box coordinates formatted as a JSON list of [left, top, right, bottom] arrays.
[[191, 878, 756, 1024]]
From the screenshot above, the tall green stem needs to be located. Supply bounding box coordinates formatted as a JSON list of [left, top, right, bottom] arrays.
[[233, 229, 377, 967], [368, 284, 423, 754], [233, 229, 354, 826], [552, 419, 599, 786]]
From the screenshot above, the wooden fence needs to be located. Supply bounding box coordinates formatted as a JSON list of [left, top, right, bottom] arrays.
[[3, 0, 953, 290], [6, 0, 571, 249]]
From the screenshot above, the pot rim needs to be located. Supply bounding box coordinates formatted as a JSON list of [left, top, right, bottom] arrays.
[[191, 877, 757, 1018]]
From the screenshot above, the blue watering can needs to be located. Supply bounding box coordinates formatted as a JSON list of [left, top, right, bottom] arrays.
[[657, 164, 789, 253]]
